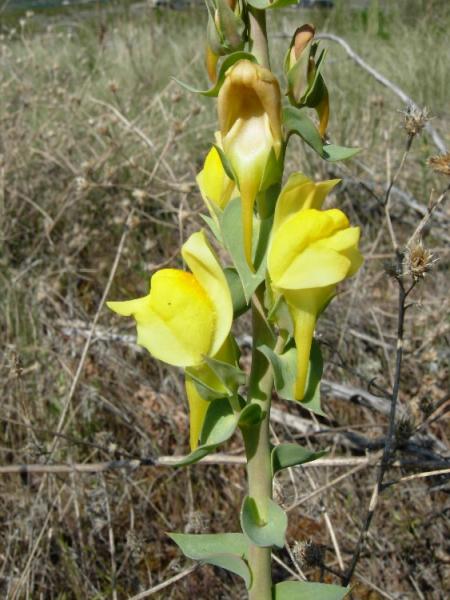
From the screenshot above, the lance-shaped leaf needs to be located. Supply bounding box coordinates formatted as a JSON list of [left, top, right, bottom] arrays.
[[240, 496, 287, 548], [283, 107, 360, 162], [259, 340, 324, 415], [203, 353, 247, 392], [173, 51, 257, 97], [224, 267, 249, 317], [169, 532, 251, 588], [272, 443, 327, 475], [220, 197, 266, 302], [274, 581, 350, 600], [170, 398, 239, 466]]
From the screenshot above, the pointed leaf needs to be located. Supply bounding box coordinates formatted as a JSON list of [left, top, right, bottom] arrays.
[[240, 496, 287, 548], [169, 533, 251, 588], [173, 51, 257, 97], [272, 444, 327, 475], [200, 213, 222, 243], [203, 354, 247, 391], [224, 267, 250, 317], [259, 340, 324, 415], [274, 581, 349, 600], [283, 107, 359, 162], [220, 198, 266, 302], [213, 143, 237, 182], [322, 144, 360, 162], [169, 398, 239, 466]]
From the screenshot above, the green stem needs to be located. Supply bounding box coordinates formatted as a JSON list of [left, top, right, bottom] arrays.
[[243, 288, 281, 600], [248, 7, 270, 69]]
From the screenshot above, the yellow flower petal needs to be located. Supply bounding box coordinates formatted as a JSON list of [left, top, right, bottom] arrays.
[[196, 146, 236, 213], [269, 209, 349, 286], [283, 287, 335, 400], [108, 269, 215, 367], [273, 173, 315, 233], [224, 113, 274, 266], [273, 174, 341, 235], [182, 231, 233, 357], [275, 246, 352, 290]]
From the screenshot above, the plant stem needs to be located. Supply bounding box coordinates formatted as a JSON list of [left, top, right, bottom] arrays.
[[248, 7, 270, 69], [244, 11, 273, 597], [243, 289, 281, 600], [244, 413, 273, 600]]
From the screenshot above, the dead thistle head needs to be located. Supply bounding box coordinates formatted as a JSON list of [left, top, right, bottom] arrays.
[[428, 153, 450, 177], [404, 242, 435, 281], [293, 540, 324, 568], [402, 104, 429, 137]]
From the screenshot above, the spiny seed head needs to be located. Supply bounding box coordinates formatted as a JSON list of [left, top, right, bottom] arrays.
[[402, 104, 429, 137], [293, 540, 324, 568], [428, 153, 450, 177], [405, 242, 435, 281]]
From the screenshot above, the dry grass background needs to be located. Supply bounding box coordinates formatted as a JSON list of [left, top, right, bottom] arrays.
[[1, 0, 449, 598]]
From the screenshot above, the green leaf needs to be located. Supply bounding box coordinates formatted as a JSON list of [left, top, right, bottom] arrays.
[[212, 143, 237, 182], [238, 403, 265, 428], [200, 213, 222, 243], [203, 354, 247, 391], [283, 107, 360, 162], [272, 444, 327, 475], [274, 581, 349, 600], [220, 198, 266, 302], [247, 0, 297, 9], [301, 47, 328, 107], [169, 533, 251, 588], [322, 144, 361, 162], [173, 51, 257, 97], [240, 496, 287, 548], [259, 340, 324, 415], [170, 398, 239, 466], [224, 267, 250, 317]]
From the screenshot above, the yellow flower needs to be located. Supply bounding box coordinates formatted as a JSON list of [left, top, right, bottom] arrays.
[[268, 206, 363, 401], [107, 230, 233, 450], [218, 59, 282, 266], [196, 143, 237, 215], [272, 172, 340, 231]]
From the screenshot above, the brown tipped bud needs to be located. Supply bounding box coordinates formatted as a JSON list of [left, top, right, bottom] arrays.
[[293, 24, 316, 61]]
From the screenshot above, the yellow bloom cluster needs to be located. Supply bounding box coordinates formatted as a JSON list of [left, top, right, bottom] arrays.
[[108, 58, 363, 451]]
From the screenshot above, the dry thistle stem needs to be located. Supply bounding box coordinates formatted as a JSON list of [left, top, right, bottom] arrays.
[[428, 153, 450, 177], [405, 242, 435, 281], [402, 104, 429, 137]]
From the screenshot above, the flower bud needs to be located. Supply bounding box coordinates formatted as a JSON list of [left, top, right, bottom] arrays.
[[205, 0, 246, 82], [285, 24, 329, 138], [218, 59, 282, 266]]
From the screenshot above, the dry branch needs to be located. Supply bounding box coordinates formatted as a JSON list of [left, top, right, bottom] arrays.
[[315, 33, 447, 153]]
